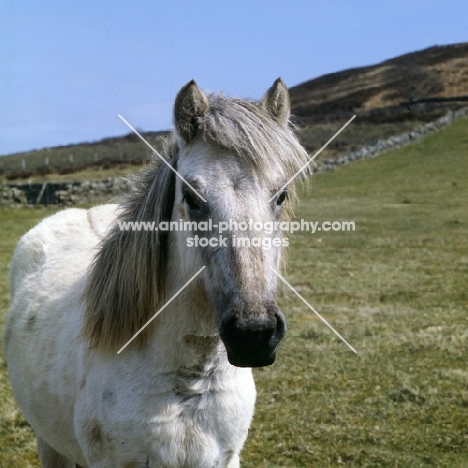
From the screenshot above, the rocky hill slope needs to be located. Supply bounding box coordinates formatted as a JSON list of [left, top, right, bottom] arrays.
[[290, 43, 468, 122]]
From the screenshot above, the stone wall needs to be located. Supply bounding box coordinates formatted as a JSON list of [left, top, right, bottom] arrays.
[[53, 178, 130, 205], [314, 107, 468, 173], [1, 178, 130, 206], [2, 106, 467, 206]]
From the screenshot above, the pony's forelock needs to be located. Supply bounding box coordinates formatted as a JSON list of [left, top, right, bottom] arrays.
[[201, 95, 309, 178]]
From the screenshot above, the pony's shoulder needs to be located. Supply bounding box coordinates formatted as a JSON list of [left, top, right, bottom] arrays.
[[9, 205, 121, 294], [86, 204, 121, 239], [15, 204, 120, 249]]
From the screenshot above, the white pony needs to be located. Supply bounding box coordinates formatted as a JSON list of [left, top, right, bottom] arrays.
[[4, 79, 309, 467]]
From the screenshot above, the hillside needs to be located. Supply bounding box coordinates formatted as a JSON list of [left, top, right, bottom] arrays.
[[290, 43, 468, 122], [1, 43, 468, 182]]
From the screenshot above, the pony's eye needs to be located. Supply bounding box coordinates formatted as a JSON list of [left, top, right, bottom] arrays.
[[276, 190, 288, 206], [183, 191, 200, 211]]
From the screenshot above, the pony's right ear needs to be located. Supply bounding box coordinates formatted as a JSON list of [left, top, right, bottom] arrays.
[[174, 80, 209, 144], [262, 77, 290, 128]]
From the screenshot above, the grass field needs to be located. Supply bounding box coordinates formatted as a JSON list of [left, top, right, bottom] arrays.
[[1, 117, 467, 467]]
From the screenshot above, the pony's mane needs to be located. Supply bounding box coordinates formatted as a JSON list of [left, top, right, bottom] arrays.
[[82, 92, 309, 352]]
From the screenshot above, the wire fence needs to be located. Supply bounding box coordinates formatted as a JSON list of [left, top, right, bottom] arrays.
[[0, 133, 168, 180]]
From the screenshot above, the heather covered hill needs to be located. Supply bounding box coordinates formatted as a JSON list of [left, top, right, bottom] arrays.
[[290, 43, 468, 121]]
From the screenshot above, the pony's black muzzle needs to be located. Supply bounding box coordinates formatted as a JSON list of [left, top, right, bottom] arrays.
[[219, 307, 286, 368]]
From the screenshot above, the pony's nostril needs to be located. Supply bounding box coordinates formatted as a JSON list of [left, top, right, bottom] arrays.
[[275, 311, 286, 337], [268, 311, 286, 347]]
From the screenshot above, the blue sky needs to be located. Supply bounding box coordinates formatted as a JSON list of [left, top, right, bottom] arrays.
[[1, 0, 467, 156]]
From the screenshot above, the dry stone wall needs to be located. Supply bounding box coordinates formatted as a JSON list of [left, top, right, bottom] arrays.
[[2, 107, 467, 206], [315, 107, 468, 173], [1, 178, 130, 206]]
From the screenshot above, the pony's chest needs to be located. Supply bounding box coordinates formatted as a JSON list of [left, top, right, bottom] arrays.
[[77, 351, 255, 467], [172, 335, 221, 399], [143, 371, 254, 467]]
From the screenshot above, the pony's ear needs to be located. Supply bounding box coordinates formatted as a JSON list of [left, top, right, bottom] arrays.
[[174, 80, 210, 144], [261, 78, 290, 128]]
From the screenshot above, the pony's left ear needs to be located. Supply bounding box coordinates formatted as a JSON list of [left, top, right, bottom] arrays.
[[174, 80, 210, 144], [262, 78, 291, 128]]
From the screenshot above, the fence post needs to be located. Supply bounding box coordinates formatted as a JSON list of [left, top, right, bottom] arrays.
[[36, 181, 48, 205], [22, 159, 26, 173], [69, 154, 74, 171]]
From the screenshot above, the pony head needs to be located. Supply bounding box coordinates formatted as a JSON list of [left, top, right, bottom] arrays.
[[83, 79, 309, 368]]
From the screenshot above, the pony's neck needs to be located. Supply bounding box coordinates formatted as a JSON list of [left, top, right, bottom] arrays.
[[147, 237, 220, 369], [166, 255, 217, 336]]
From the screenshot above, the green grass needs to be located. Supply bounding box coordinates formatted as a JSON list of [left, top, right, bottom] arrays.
[[1, 117, 468, 467]]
